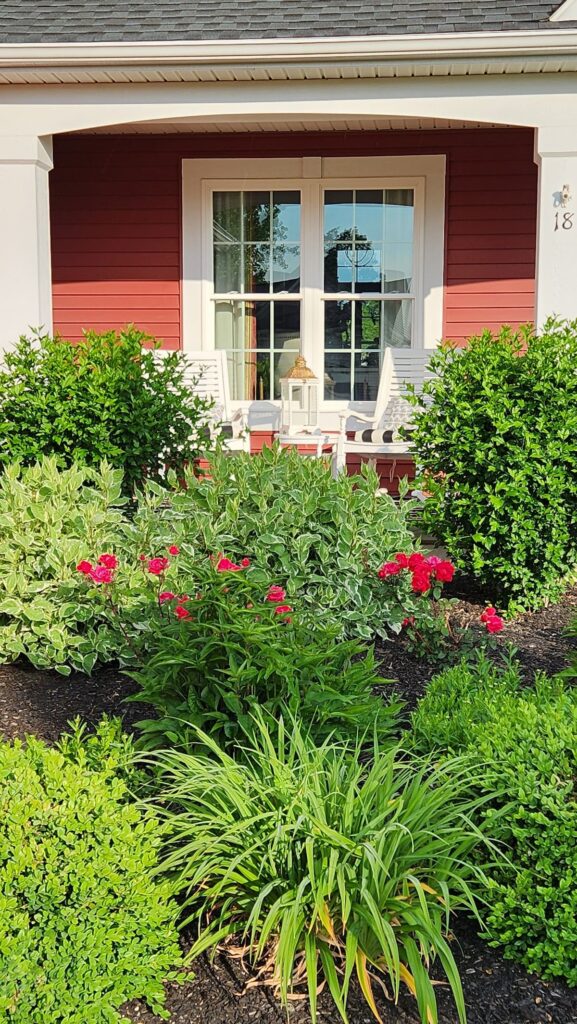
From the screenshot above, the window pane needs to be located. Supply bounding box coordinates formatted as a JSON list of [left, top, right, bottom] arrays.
[[382, 299, 412, 348], [324, 190, 354, 242], [325, 300, 352, 349], [214, 244, 241, 293], [324, 243, 353, 292], [273, 191, 301, 243], [272, 244, 300, 293], [244, 244, 270, 292], [244, 191, 270, 242], [382, 243, 413, 293], [213, 192, 242, 242], [354, 189, 384, 242], [214, 299, 300, 401], [354, 351, 380, 402], [354, 243, 382, 293], [325, 351, 352, 401], [356, 299, 382, 349]]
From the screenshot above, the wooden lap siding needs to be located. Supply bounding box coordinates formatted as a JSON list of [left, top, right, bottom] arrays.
[[50, 127, 537, 350]]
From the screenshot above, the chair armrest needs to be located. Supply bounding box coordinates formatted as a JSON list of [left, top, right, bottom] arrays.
[[338, 409, 377, 432]]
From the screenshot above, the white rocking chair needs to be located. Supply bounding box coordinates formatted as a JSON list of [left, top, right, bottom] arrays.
[[333, 348, 431, 474], [156, 349, 250, 452]]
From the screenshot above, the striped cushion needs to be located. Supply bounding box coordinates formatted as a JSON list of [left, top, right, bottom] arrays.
[[353, 397, 415, 444]]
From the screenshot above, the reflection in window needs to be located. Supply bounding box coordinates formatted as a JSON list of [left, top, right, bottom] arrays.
[[323, 189, 414, 400], [213, 191, 301, 399], [324, 300, 412, 401]]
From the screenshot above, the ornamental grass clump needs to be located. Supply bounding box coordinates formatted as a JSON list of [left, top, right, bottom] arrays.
[[0, 719, 182, 1023], [407, 318, 577, 612], [142, 716, 491, 1024]]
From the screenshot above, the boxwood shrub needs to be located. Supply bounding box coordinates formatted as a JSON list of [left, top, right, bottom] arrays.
[[0, 719, 182, 1023], [0, 328, 214, 494], [408, 319, 577, 611], [411, 655, 577, 985]]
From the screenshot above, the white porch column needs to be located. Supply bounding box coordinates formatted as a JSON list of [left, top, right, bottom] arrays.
[[534, 126, 577, 327], [0, 136, 53, 350]]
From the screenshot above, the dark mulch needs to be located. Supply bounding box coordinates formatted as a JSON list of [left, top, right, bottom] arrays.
[[2, 584, 577, 1024]]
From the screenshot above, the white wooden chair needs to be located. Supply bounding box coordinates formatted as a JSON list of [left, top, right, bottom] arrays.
[[333, 348, 432, 474], [156, 349, 250, 452]]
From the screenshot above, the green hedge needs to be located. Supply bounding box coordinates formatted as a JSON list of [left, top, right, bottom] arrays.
[[411, 655, 577, 985], [0, 719, 182, 1023], [408, 319, 577, 611]]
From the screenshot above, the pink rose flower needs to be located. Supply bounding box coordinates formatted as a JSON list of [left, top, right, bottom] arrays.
[[266, 585, 286, 603], [147, 557, 169, 576], [159, 591, 176, 603], [167, 545, 180, 556], [76, 560, 93, 575], [175, 605, 191, 620], [88, 565, 114, 584], [98, 553, 118, 570]]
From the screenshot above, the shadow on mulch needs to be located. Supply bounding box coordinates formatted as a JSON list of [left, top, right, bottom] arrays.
[[2, 584, 577, 1024]]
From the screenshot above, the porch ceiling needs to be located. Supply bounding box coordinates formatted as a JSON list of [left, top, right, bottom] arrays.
[[80, 115, 505, 134]]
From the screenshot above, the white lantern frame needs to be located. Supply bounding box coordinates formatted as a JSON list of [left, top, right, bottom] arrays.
[[279, 356, 320, 435]]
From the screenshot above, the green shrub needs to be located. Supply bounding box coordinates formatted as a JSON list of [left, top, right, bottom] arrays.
[[0, 328, 214, 493], [411, 655, 577, 985], [144, 715, 489, 1024], [119, 552, 402, 749], [0, 458, 135, 673], [408, 319, 577, 611], [145, 445, 424, 640], [0, 719, 182, 1023]]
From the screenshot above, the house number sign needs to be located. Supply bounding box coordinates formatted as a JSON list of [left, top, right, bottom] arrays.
[[555, 183, 574, 229]]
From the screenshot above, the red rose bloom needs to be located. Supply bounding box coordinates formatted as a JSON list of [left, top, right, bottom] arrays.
[[394, 553, 410, 568], [378, 562, 402, 579], [408, 552, 426, 571], [411, 570, 431, 593], [216, 557, 243, 572], [159, 591, 176, 603], [76, 560, 93, 575], [175, 605, 191, 620], [167, 545, 180, 556], [480, 607, 497, 623], [402, 616, 415, 627], [147, 557, 169, 575], [485, 614, 505, 634], [98, 553, 118, 570], [241, 557, 251, 567], [266, 585, 286, 603], [88, 565, 114, 584], [433, 560, 455, 583], [274, 604, 293, 616]]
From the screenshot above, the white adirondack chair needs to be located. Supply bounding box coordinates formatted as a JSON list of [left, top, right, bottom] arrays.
[[333, 348, 431, 474], [155, 349, 250, 452]]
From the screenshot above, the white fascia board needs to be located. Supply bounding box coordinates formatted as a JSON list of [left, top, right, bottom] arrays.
[[550, 0, 577, 22], [3, 28, 577, 68]]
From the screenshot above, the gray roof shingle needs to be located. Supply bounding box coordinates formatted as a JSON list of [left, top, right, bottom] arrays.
[[0, 1, 573, 44]]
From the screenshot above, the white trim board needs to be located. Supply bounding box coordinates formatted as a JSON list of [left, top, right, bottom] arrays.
[[550, 1, 577, 21], [182, 154, 445, 429]]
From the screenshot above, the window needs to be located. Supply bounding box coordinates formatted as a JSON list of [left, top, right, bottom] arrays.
[[213, 190, 301, 401], [184, 155, 445, 410], [323, 188, 414, 401]]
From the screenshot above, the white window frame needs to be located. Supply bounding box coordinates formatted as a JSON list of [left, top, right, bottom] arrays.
[[182, 155, 445, 428]]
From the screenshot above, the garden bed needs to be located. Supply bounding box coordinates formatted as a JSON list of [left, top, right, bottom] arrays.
[[2, 587, 577, 1024]]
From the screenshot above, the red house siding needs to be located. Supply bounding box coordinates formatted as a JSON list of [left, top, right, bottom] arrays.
[[51, 127, 537, 349]]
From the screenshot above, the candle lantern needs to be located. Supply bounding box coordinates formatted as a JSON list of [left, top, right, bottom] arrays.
[[280, 356, 319, 434]]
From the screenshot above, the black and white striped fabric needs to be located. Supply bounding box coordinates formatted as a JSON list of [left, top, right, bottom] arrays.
[[352, 396, 414, 445]]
